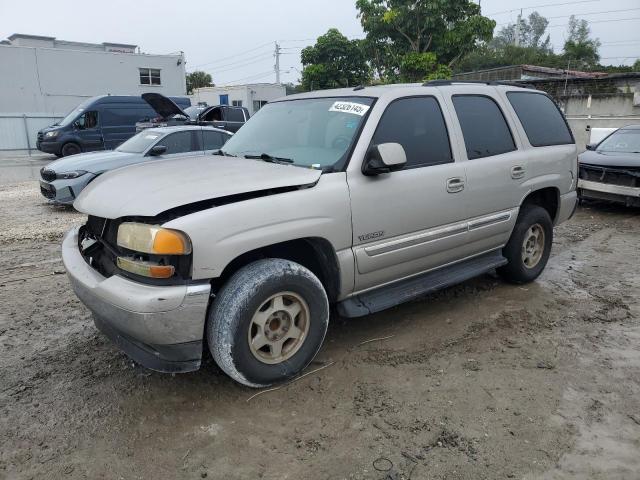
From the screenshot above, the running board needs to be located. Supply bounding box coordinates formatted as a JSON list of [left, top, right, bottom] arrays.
[[337, 250, 507, 318]]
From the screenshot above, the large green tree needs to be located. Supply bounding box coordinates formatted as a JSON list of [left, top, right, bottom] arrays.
[[186, 71, 213, 94], [563, 15, 600, 68], [301, 29, 371, 90], [356, 0, 495, 81], [491, 12, 551, 51]]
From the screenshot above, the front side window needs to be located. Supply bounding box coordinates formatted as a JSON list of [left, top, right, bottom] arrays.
[[507, 92, 573, 147], [453, 95, 516, 160], [370, 97, 452, 168], [160, 131, 195, 154], [76, 111, 99, 129], [139, 68, 161, 85], [223, 97, 375, 171], [596, 129, 640, 153]]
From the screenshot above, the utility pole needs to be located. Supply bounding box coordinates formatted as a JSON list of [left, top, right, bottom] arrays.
[[274, 42, 281, 85], [515, 9, 522, 47]]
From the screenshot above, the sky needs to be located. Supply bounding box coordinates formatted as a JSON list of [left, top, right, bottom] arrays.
[[1, 0, 638, 86]]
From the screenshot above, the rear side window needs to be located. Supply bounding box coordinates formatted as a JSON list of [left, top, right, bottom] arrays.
[[453, 95, 516, 160], [226, 108, 245, 122], [371, 97, 452, 168], [507, 92, 573, 147], [202, 131, 228, 150], [161, 131, 195, 154]]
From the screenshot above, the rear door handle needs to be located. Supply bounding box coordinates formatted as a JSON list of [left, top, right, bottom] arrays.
[[511, 165, 526, 179], [446, 177, 465, 193]]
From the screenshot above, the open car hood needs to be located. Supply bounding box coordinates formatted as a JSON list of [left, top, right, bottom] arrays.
[[142, 93, 188, 119], [73, 156, 322, 219]]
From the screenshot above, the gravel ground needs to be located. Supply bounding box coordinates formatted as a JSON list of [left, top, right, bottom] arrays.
[[0, 181, 639, 480]]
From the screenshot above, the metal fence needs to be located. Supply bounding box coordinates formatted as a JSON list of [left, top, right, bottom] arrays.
[[0, 113, 62, 153]]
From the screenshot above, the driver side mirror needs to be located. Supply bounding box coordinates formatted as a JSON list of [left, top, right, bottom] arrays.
[[148, 145, 168, 156], [585, 143, 597, 151], [362, 143, 407, 176], [73, 120, 82, 130]]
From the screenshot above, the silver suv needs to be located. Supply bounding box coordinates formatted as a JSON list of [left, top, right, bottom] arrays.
[[62, 82, 578, 387]]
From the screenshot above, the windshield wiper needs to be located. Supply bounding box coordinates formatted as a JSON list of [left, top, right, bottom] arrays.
[[212, 150, 237, 157], [244, 153, 294, 164]]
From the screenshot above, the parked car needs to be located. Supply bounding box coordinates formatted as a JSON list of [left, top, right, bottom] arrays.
[[578, 125, 640, 207], [62, 82, 577, 387], [40, 126, 232, 205], [37, 95, 191, 157], [136, 93, 249, 133]]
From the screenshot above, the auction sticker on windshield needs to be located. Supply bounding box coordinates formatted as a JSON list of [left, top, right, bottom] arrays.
[[329, 101, 371, 116]]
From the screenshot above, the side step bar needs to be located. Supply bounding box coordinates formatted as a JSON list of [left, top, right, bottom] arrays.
[[337, 250, 507, 318]]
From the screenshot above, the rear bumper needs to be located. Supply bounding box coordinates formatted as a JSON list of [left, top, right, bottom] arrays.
[[62, 227, 211, 373], [578, 179, 640, 207]]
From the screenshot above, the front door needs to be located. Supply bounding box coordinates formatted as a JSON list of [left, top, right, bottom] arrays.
[[75, 110, 103, 151], [347, 95, 470, 292]]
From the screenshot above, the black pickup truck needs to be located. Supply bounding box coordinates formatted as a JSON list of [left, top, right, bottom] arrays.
[[136, 93, 250, 133]]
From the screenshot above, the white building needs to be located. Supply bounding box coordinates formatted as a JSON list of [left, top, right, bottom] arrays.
[[0, 33, 187, 116], [190, 83, 286, 116]]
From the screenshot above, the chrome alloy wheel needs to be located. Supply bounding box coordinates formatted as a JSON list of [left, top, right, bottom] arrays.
[[521, 223, 545, 269], [248, 292, 310, 364]]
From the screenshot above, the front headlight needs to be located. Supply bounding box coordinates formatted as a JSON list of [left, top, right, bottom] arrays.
[[58, 170, 87, 179], [44, 131, 59, 138], [117, 222, 192, 255]]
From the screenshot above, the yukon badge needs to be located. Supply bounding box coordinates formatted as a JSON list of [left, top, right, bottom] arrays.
[[358, 231, 385, 242]]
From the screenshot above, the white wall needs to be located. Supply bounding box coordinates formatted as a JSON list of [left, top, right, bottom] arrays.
[[190, 84, 286, 115], [0, 44, 187, 116]]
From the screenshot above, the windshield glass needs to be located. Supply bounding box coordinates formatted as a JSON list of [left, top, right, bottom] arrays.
[[116, 130, 163, 154], [597, 129, 640, 153], [57, 99, 93, 127], [222, 97, 375, 170]]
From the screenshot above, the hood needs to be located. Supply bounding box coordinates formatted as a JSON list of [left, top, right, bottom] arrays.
[[44, 150, 139, 174], [142, 93, 188, 119], [579, 150, 640, 169], [73, 156, 322, 219]]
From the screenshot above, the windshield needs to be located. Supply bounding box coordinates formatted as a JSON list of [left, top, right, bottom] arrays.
[[56, 99, 93, 127], [116, 130, 163, 154], [222, 97, 375, 170], [597, 129, 640, 153]]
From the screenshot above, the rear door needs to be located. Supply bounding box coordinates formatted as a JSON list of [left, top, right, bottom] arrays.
[[223, 107, 246, 132], [347, 94, 470, 292], [151, 130, 203, 159], [442, 89, 526, 250], [201, 129, 232, 154]]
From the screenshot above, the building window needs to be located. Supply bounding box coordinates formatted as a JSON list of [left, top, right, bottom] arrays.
[[253, 100, 268, 112], [232, 100, 243, 107], [139, 68, 161, 85]]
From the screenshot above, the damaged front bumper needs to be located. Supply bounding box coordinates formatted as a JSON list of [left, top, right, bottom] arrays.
[[578, 179, 640, 207], [62, 227, 211, 373]]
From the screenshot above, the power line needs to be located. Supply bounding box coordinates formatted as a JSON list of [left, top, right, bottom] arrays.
[[486, 0, 598, 16], [547, 16, 640, 28], [204, 53, 273, 74], [191, 41, 273, 68], [496, 8, 640, 26], [220, 70, 275, 86]]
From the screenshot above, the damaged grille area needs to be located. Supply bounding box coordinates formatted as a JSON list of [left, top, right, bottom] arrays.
[[78, 216, 192, 285], [579, 164, 640, 188]]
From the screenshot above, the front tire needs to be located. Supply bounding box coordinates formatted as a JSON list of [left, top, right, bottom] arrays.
[[498, 205, 553, 284], [61, 142, 81, 157], [208, 259, 329, 388]]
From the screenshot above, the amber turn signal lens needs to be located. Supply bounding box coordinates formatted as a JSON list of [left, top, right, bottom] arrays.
[[153, 229, 189, 255], [117, 257, 175, 279]]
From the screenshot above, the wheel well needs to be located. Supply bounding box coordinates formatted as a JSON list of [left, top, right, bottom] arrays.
[[521, 187, 559, 222], [212, 238, 341, 303]]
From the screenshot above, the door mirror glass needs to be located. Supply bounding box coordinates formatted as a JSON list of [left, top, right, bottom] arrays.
[[148, 145, 167, 156], [362, 143, 407, 176]]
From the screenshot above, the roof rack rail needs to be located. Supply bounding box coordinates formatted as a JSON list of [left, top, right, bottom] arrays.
[[423, 79, 528, 87]]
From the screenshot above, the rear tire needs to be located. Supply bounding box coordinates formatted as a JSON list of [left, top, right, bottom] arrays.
[[208, 258, 329, 388], [61, 142, 81, 157], [498, 205, 553, 284]]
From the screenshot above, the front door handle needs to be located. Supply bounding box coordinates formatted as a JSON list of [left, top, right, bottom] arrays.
[[511, 165, 526, 179], [446, 177, 465, 193]]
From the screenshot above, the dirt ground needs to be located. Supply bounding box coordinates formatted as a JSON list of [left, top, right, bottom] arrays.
[[0, 181, 639, 480]]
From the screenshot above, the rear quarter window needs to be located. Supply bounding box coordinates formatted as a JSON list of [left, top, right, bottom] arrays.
[[452, 95, 516, 160], [507, 92, 574, 147]]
